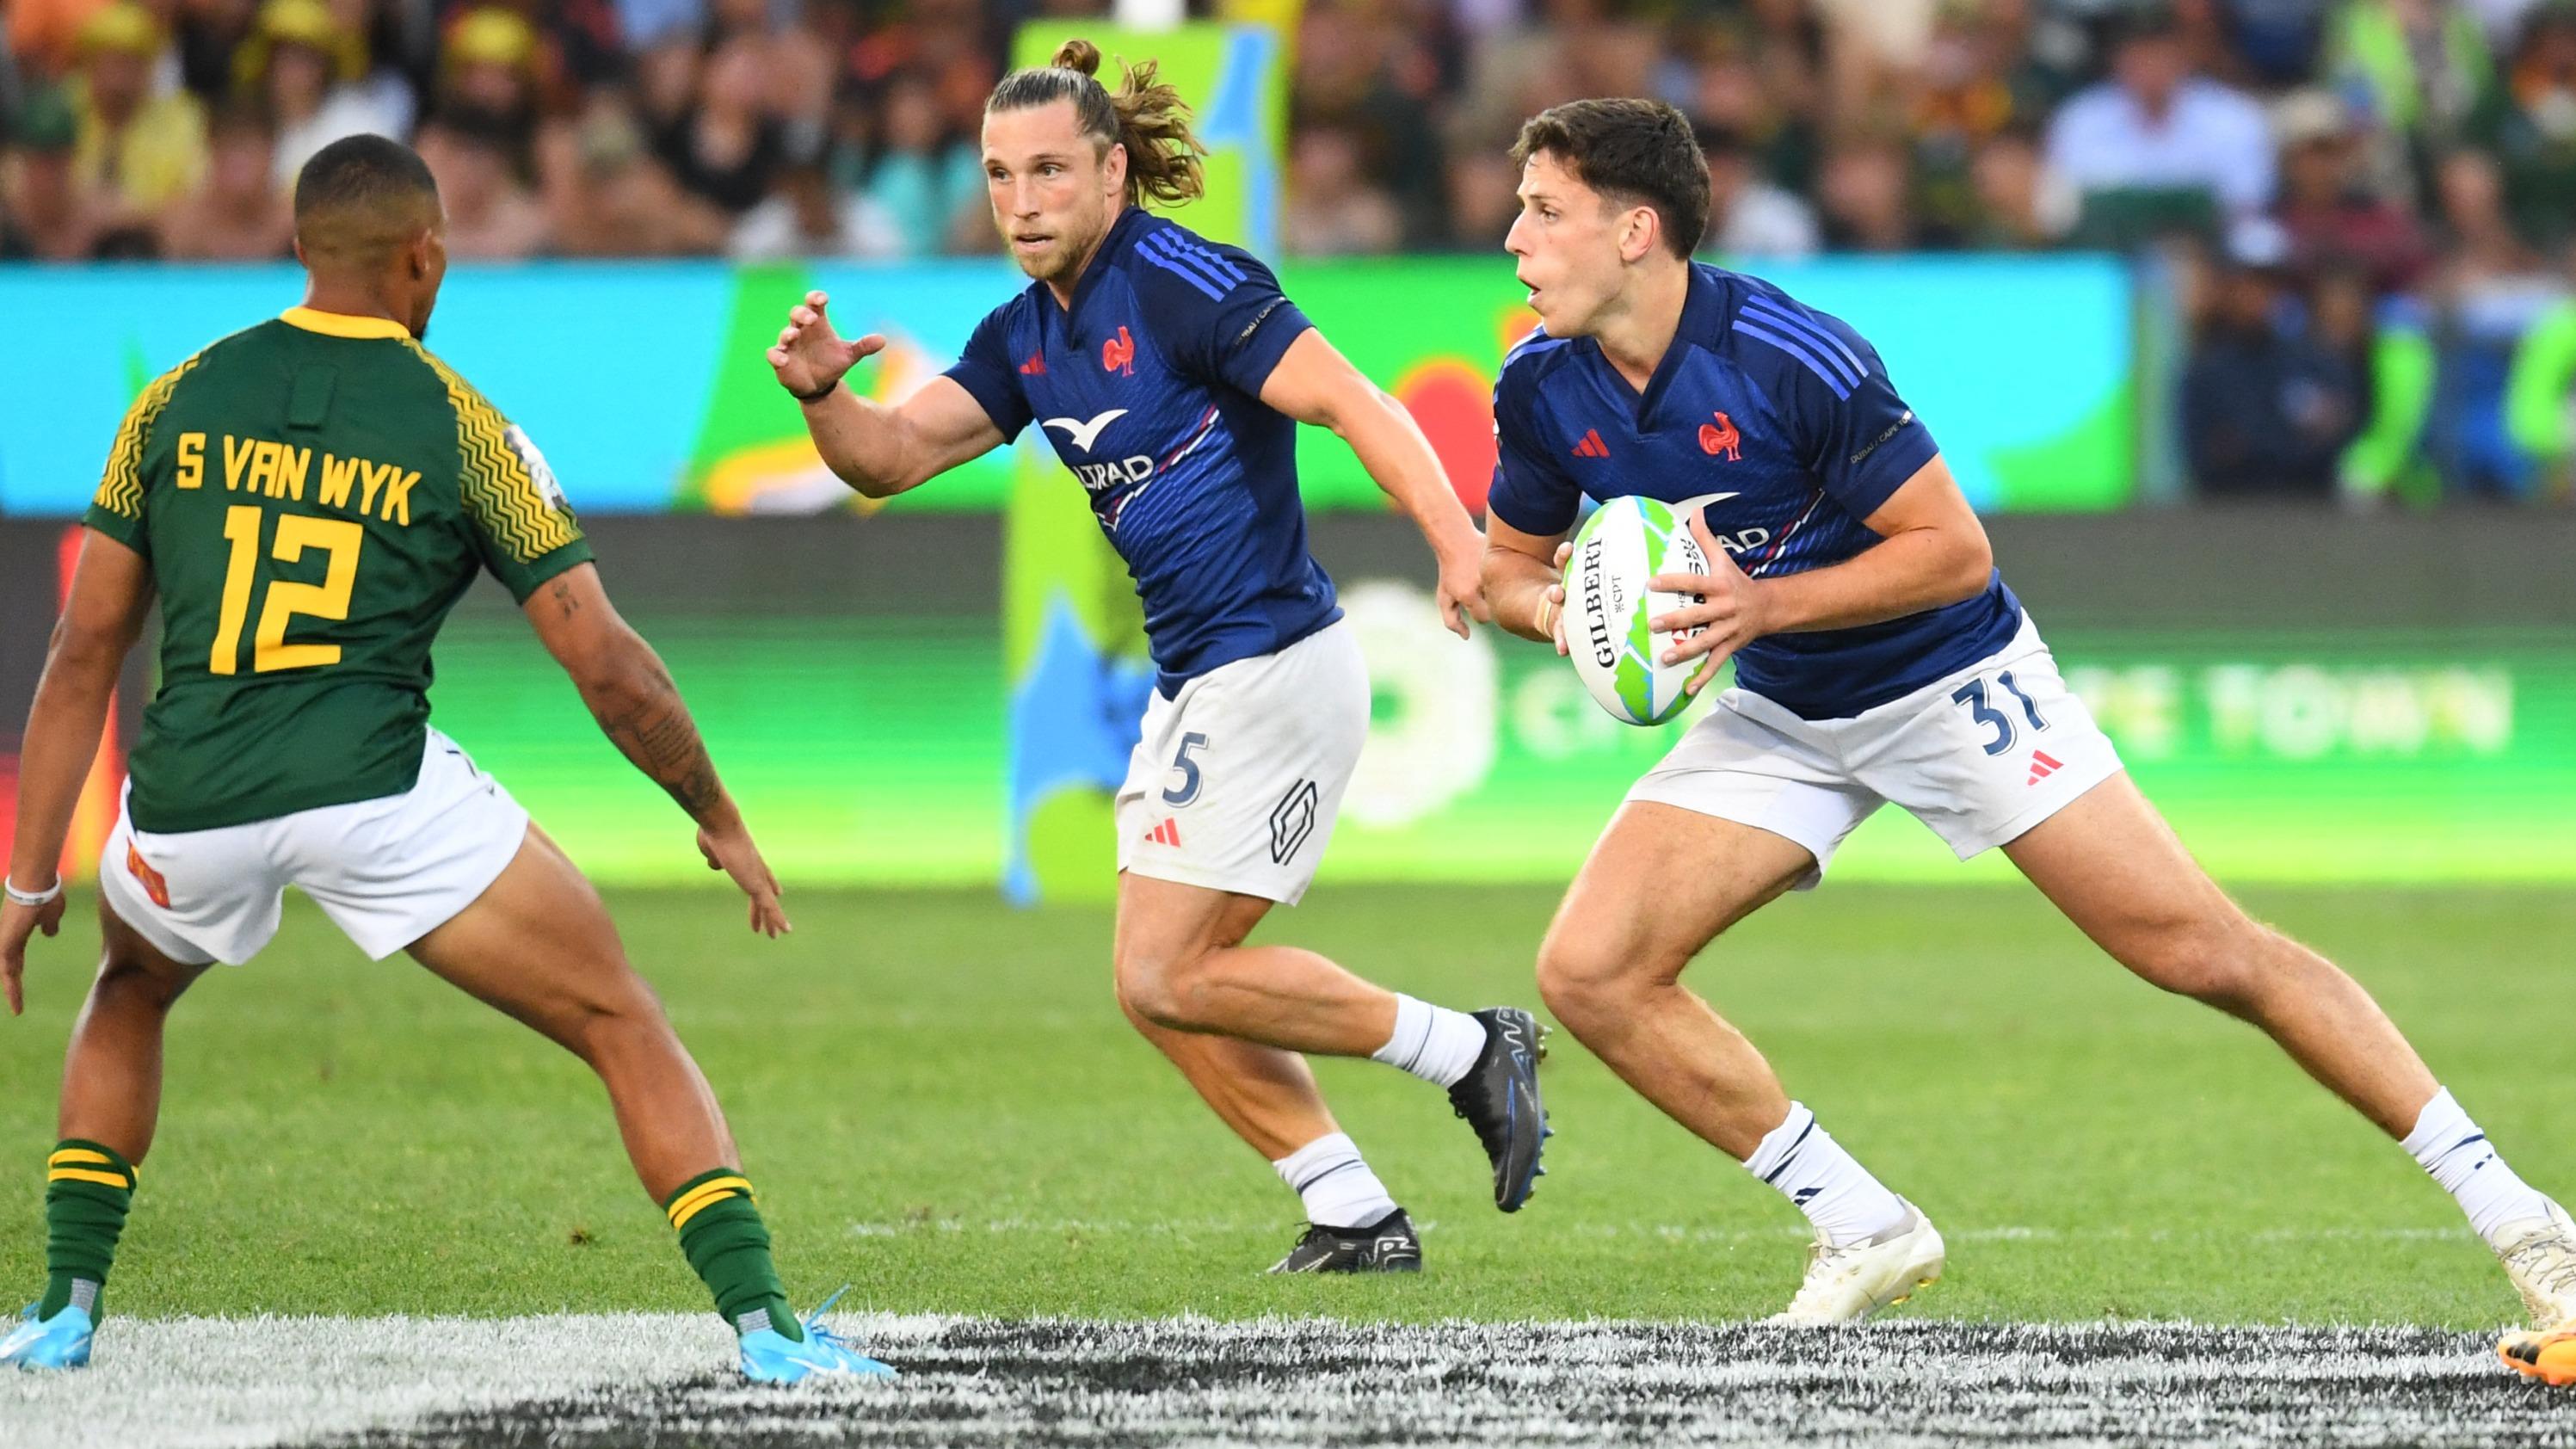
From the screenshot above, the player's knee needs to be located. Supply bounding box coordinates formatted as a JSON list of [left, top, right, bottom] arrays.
[[2123, 911, 2264, 1007], [1113, 949, 1206, 1033], [558, 975, 675, 1066], [89, 953, 194, 1014], [1535, 928, 1649, 1033]]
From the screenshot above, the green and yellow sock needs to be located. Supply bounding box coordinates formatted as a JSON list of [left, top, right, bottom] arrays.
[[664, 1168, 799, 1341], [39, 1139, 138, 1322]]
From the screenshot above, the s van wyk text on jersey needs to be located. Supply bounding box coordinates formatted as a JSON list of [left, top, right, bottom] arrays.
[[173, 431, 421, 525]]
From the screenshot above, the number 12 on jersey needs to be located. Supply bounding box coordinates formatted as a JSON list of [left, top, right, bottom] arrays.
[[211, 504, 363, 675]]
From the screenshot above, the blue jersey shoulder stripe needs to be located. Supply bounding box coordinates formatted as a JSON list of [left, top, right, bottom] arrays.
[[1137, 233, 1229, 300], [1138, 231, 1236, 299], [1741, 296, 1865, 384], [1167, 232, 1248, 285], [1138, 235, 1229, 299], [1735, 319, 1853, 399]]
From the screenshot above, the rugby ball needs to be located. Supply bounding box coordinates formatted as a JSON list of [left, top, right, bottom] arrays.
[[1562, 495, 1710, 726]]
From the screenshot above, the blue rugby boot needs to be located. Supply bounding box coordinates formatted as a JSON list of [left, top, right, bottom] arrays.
[[738, 1288, 896, 1384], [1, 1303, 94, 1371]]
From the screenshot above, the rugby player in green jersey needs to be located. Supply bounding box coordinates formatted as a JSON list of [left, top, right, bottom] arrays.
[[0, 135, 891, 1384]]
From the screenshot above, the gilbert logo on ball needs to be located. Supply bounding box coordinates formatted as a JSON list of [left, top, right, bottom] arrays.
[[1563, 495, 1710, 726]]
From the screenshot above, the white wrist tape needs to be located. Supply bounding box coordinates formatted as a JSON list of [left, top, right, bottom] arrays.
[[3, 877, 64, 908]]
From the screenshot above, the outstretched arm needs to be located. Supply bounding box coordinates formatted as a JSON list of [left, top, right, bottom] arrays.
[[768, 290, 1007, 499], [525, 564, 787, 937], [3, 532, 155, 1014], [1258, 329, 1489, 637]]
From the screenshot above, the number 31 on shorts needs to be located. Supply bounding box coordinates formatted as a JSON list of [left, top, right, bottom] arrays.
[[1950, 670, 2049, 756]]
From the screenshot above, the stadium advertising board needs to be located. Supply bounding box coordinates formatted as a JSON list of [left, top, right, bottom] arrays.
[[0, 255, 2133, 519]]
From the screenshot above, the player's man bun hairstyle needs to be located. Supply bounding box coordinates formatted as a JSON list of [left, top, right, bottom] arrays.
[[1510, 98, 1710, 261], [987, 38, 1209, 209]]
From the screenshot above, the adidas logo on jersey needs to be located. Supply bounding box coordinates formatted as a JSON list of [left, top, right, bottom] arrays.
[[1143, 818, 1183, 848], [2027, 750, 2063, 786], [1018, 352, 1046, 376], [1570, 429, 1610, 459]]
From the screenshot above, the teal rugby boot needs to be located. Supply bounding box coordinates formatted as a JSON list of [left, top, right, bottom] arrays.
[[738, 1287, 897, 1384]]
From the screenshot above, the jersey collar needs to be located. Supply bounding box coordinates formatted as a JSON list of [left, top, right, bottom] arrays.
[[280, 306, 412, 340], [1051, 206, 1150, 321], [1631, 264, 1728, 424]]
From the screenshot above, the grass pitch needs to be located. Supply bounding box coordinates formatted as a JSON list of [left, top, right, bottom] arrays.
[[0, 883, 2566, 1332]]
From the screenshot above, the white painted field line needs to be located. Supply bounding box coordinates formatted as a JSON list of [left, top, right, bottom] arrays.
[[0, 1312, 726, 1449], [0, 1313, 2540, 1449]]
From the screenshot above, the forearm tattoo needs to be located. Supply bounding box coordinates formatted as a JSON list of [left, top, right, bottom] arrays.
[[599, 652, 722, 821]]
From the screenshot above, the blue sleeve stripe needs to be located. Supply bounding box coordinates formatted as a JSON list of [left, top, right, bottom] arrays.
[[1138, 232, 1233, 299], [1501, 326, 1557, 368], [1741, 298, 1864, 386], [1742, 296, 1864, 379], [1735, 322, 1853, 399]]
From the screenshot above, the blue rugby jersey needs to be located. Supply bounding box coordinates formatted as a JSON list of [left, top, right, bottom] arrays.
[[943, 207, 1340, 694], [1487, 262, 2023, 719]]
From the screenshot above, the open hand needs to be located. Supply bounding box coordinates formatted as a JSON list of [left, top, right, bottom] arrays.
[[767, 291, 884, 401], [1648, 511, 1768, 696]]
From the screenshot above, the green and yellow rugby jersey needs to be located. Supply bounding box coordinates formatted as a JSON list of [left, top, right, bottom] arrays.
[[85, 306, 591, 834]]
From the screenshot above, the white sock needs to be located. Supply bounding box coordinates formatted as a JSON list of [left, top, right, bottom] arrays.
[[1744, 1102, 1909, 1247], [1370, 995, 1488, 1088], [2403, 1087, 2551, 1248], [1273, 1131, 1400, 1230]]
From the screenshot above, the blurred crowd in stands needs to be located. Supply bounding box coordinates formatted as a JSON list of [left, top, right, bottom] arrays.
[[3, 0, 2573, 500]]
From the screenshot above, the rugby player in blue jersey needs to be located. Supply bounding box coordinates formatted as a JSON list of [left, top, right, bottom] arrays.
[[766, 40, 1548, 1272], [1479, 98, 2576, 1333]]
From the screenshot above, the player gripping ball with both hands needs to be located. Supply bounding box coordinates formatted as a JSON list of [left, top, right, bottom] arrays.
[[769, 39, 1550, 1273], [1480, 97, 2576, 1340]]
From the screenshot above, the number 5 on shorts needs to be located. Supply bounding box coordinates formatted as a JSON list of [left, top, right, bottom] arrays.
[[1162, 731, 1209, 806]]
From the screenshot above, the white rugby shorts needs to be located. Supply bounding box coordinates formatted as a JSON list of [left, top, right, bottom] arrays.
[[1114, 620, 1367, 906], [98, 727, 531, 965], [1630, 613, 2123, 887]]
